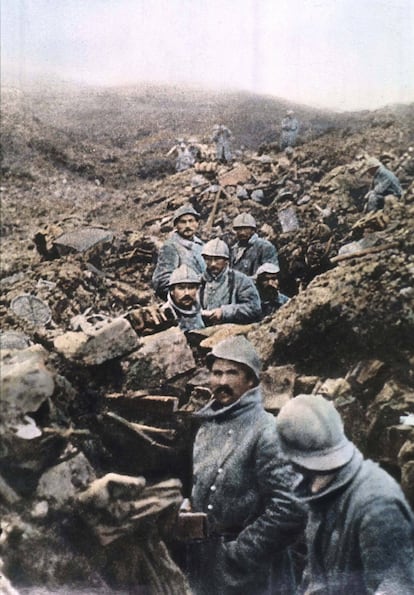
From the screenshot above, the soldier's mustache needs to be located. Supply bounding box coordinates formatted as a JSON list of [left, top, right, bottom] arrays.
[[214, 386, 233, 396]]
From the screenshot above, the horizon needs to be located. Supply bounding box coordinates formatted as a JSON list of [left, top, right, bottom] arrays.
[[2, 0, 414, 112]]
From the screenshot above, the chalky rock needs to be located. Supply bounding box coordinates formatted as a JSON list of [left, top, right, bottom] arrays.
[[36, 452, 96, 506], [1, 346, 55, 422], [54, 317, 140, 365], [126, 327, 196, 389]]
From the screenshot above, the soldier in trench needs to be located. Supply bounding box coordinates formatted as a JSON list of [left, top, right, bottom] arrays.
[[186, 336, 306, 594], [277, 394, 414, 595], [152, 204, 206, 300]]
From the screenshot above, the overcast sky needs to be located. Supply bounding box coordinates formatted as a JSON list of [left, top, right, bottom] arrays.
[[1, 0, 413, 111]]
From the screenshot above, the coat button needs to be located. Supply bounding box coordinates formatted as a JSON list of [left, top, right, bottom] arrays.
[[228, 430, 233, 436], [217, 468, 223, 474], [207, 504, 213, 510], [210, 485, 216, 492]]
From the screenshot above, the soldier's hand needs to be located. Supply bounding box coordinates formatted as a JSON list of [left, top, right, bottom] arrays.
[[202, 308, 223, 323]]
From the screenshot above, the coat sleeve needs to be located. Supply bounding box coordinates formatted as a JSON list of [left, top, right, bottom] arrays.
[[220, 274, 262, 324], [358, 499, 414, 593], [221, 423, 307, 571], [151, 242, 180, 300]]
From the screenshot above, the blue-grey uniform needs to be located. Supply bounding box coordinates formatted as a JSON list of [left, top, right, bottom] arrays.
[[365, 164, 403, 212], [212, 125, 232, 162], [162, 292, 205, 332], [190, 385, 306, 594], [200, 267, 262, 324], [280, 114, 299, 149], [231, 233, 279, 277], [152, 232, 206, 300]]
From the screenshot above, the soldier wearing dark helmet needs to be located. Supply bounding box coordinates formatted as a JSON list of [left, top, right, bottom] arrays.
[[230, 213, 279, 278], [188, 336, 306, 595], [152, 204, 206, 300], [277, 394, 414, 595], [200, 238, 262, 325]]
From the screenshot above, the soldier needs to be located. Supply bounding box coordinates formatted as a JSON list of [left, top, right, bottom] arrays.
[[230, 213, 279, 277], [152, 204, 206, 300], [161, 264, 205, 332], [167, 139, 196, 172], [200, 238, 261, 325], [277, 394, 414, 595], [363, 156, 403, 212], [280, 110, 299, 150], [212, 124, 232, 163], [255, 262, 289, 317], [188, 336, 306, 594]]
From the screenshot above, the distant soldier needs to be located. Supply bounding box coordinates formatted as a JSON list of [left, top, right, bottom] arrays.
[[255, 263, 289, 317], [212, 124, 232, 163], [230, 213, 279, 277], [200, 238, 261, 325], [162, 265, 205, 332], [280, 110, 299, 150], [167, 140, 195, 172], [363, 156, 403, 212], [277, 394, 414, 595], [152, 204, 206, 300]]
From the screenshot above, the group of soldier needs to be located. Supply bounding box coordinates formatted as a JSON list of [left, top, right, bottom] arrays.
[[152, 204, 288, 332], [149, 198, 414, 594]]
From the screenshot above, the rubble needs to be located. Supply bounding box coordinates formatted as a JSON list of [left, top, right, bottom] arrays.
[[0, 84, 413, 592]]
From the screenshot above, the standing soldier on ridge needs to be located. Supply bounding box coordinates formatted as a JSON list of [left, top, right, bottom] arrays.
[[212, 124, 233, 163], [280, 110, 299, 150]]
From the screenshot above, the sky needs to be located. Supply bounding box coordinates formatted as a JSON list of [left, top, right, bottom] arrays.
[[1, 0, 414, 111]]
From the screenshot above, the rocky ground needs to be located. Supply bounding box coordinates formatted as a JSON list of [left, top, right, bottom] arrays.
[[1, 82, 413, 593]]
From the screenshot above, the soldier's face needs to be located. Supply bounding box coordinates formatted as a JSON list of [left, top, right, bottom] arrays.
[[203, 256, 228, 276], [258, 273, 279, 290], [210, 358, 254, 405], [234, 226, 255, 243], [175, 215, 199, 240], [170, 283, 199, 310]]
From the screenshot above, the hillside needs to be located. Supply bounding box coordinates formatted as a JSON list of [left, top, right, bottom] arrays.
[[0, 83, 413, 592]]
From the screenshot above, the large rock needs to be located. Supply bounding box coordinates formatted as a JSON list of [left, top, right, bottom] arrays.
[[1, 345, 55, 422], [218, 164, 251, 187], [54, 317, 140, 365], [126, 327, 196, 389], [36, 451, 96, 506]]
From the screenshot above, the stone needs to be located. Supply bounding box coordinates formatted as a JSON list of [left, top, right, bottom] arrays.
[[126, 327, 196, 389], [54, 317, 140, 365], [218, 164, 251, 187], [36, 451, 96, 506], [318, 377, 352, 399], [1, 345, 55, 422], [198, 324, 256, 350], [261, 365, 296, 412], [54, 226, 113, 254]]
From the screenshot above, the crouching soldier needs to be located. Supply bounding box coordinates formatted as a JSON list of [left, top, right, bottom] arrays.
[[162, 264, 205, 332], [200, 238, 262, 326], [277, 394, 414, 595], [188, 336, 306, 594], [363, 156, 403, 212], [255, 262, 289, 317]]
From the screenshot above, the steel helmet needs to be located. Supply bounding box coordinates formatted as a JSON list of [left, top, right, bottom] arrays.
[[201, 238, 230, 259], [233, 213, 257, 229], [364, 157, 381, 173], [255, 262, 280, 278], [277, 394, 355, 471], [168, 265, 201, 287], [206, 335, 261, 381], [173, 204, 200, 225]]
